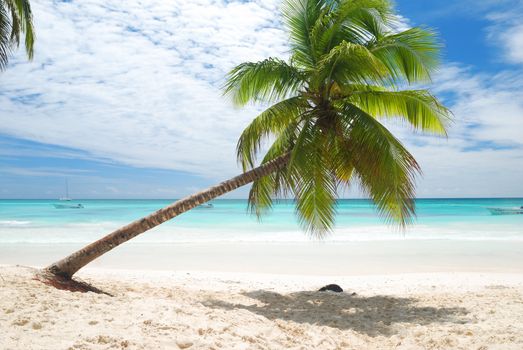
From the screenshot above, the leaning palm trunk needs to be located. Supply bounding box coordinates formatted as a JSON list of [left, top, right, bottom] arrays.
[[45, 153, 290, 279]]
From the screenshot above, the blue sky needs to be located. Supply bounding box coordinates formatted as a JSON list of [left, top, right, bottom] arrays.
[[1, 0, 522, 199]]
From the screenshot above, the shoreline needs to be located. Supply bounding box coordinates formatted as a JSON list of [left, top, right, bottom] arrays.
[[1, 240, 522, 275]]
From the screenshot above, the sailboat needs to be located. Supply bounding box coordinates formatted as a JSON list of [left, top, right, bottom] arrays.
[[59, 179, 72, 201], [53, 180, 84, 209]]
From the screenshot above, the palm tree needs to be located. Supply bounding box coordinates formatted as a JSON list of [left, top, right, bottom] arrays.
[[0, 0, 34, 70], [43, 0, 450, 281]]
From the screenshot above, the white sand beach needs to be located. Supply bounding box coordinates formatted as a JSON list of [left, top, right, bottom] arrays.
[[2, 240, 523, 349]]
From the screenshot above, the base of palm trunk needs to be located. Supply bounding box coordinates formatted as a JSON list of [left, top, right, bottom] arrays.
[[36, 269, 112, 296]]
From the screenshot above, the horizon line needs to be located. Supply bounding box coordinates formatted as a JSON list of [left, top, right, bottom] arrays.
[[2, 197, 523, 200]]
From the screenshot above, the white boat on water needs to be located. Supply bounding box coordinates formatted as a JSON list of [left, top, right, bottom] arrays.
[[487, 207, 523, 215], [53, 203, 84, 209], [198, 203, 214, 208], [54, 180, 83, 209]]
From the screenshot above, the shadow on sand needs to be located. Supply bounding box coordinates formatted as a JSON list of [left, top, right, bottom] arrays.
[[205, 290, 469, 337]]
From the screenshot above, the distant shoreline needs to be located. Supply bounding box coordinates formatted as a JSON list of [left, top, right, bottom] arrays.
[[2, 197, 523, 200]]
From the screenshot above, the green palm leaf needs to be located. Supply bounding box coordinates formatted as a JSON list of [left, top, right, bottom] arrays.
[[369, 27, 441, 83], [288, 121, 338, 236], [348, 88, 451, 135], [282, 0, 326, 68], [0, 5, 11, 69], [1, 0, 34, 70], [237, 96, 305, 170], [317, 40, 389, 86], [340, 103, 420, 226], [247, 124, 298, 217], [223, 58, 304, 106]]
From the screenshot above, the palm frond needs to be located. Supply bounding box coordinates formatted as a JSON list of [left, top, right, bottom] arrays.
[[317, 40, 388, 86], [294, 166, 338, 237], [247, 123, 299, 218], [237, 96, 305, 170], [282, 0, 326, 68], [336, 0, 392, 19], [248, 169, 292, 218], [331, 121, 355, 182], [4, 0, 34, 59], [0, 4, 12, 70], [368, 27, 440, 83], [287, 117, 338, 237], [309, 0, 392, 56], [339, 103, 420, 227], [7, 1, 19, 44], [347, 88, 451, 135], [248, 170, 278, 218], [336, 0, 391, 41], [223, 58, 304, 106]]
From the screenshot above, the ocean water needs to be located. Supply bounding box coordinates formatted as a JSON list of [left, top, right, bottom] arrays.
[[0, 199, 522, 244]]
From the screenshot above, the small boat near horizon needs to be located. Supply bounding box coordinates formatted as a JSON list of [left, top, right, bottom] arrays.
[[53, 203, 84, 209], [487, 207, 523, 215], [198, 203, 214, 208], [55, 180, 83, 209]]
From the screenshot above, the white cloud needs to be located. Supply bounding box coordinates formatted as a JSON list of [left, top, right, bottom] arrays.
[[0, 166, 92, 177], [434, 65, 523, 147], [0, 0, 287, 176], [486, 3, 523, 64], [498, 24, 523, 63]]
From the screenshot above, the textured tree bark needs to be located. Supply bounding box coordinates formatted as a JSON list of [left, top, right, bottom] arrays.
[[44, 154, 290, 279]]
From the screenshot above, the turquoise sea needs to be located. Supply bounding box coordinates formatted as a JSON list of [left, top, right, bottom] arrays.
[[0, 199, 522, 243]]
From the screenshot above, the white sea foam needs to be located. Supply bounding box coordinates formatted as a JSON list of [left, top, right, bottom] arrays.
[[0, 220, 31, 226], [0, 222, 522, 244]]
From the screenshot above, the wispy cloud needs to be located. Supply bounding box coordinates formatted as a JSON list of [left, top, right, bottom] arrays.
[[486, 2, 523, 64], [0, 165, 92, 177], [434, 65, 523, 147], [1, 0, 287, 176]]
